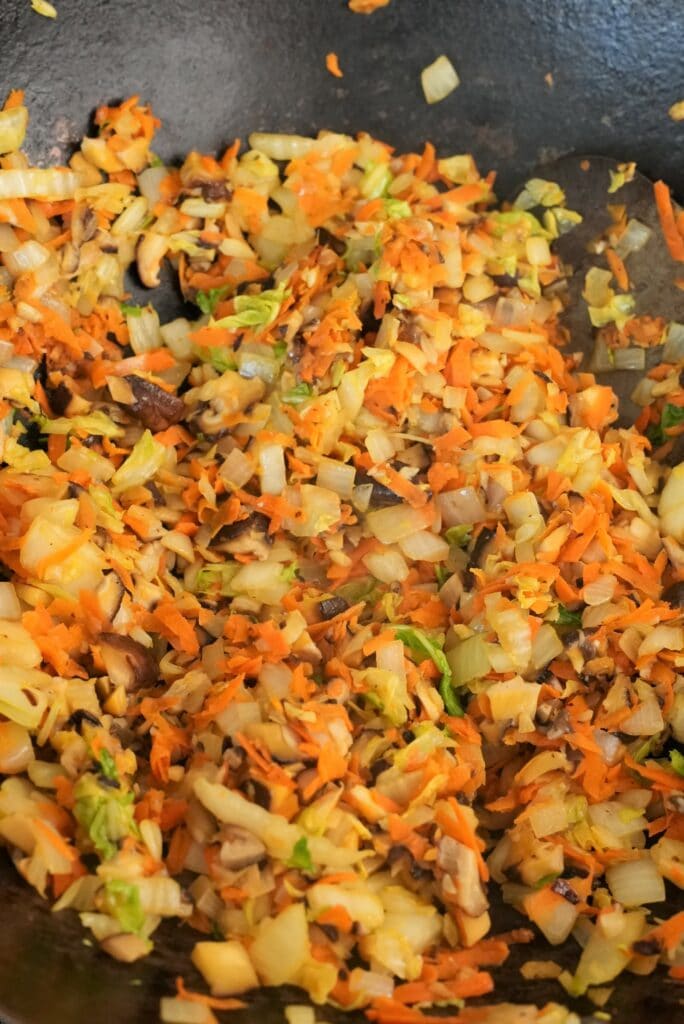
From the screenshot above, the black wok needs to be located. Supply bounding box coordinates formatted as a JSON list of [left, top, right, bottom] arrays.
[[0, 1, 683, 1022]]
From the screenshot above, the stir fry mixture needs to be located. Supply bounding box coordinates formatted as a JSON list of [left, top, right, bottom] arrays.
[[0, 91, 683, 1024]]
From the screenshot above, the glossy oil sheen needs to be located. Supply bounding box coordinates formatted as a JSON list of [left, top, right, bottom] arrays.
[[0, 1, 683, 1021]]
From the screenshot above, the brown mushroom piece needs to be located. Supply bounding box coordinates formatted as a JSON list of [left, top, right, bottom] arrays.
[[187, 371, 265, 436], [464, 526, 496, 586], [123, 375, 185, 432], [96, 572, 125, 622], [213, 512, 272, 560], [356, 472, 404, 508], [218, 825, 267, 870], [99, 633, 158, 692], [44, 374, 74, 417], [662, 581, 684, 607], [318, 595, 349, 620], [437, 835, 488, 917]]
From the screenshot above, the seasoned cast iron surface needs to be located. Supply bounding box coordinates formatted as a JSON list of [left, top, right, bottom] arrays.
[[0, 1, 684, 1021]]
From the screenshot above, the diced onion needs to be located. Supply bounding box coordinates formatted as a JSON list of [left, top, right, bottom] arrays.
[[573, 911, 646, 989], [111, 195, 149, 237], [663, 322, 684, 362], [137, 165, 169, 206], [421, 55, 460, 105], [614, 218, 651, 258], [437, 154, 478, 185], [0, 583, 21, 620], [316, 458, 355, 498], [0, 107, 28, 156], [613, 347, 645, 370], [637, 624, 684, 657], [31, 0, 58, 17], [191, 940, 258, 996], [3, 239, 51, 277], [363, 546, 409, 583], [249, 903, 310, 987], [365, 429, 396, 464], [219, 447, 255, 489], [529, 622, 563, 669], [605, 858, 666, 906], [376, 640, 407, 680], [523, 890, 579, 946], [366, 504, 430, 544], [582, 574, 617, 607], [259, 443, 287, 495], [398, 529, 450, 562], [448, 634, 490, 685], [658, 464, 684, 542], [526, 236, 551, 266]]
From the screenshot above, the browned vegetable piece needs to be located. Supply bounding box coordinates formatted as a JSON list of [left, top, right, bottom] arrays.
[[662, 581, 684, 607], [218, 825, 267, 869], [96, 572, 125, 623], [124, 375, 185, 432], [318, 595, 349, 620], [99, 633, 158, 692], [213, 512, 272, 560], [437, 835, 488, 916]]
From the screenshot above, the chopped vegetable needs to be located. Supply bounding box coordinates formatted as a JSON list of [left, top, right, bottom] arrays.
[[326, 53, 344, 78], [30, 0, 57, 17], [287, 836, 314, 872], [421, 55, 460, 104], [349, 0, 391, 11], [395, 626, 463, 716], [0, 91, 682, 1024]]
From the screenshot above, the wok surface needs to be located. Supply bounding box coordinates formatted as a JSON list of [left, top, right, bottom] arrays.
[[1, 1, 684, 1021]]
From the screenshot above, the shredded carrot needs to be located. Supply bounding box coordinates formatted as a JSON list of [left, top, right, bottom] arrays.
[[654, 179, 684, 261], [1, 90, 682, 1024], [326, 52, 344, 78]]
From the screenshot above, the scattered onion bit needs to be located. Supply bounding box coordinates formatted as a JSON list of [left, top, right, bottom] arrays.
[[421, 54, 460, 105], [669, 100, 684, 122], [30, 0, 57, 17]]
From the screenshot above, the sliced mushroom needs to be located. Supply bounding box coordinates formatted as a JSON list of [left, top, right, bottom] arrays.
[[44, 375, 73, 417], [356, 472, 404, 508], [437, 835, 488, 917], [99, 633, 158, 691], [96, 572, 125, 623], [66, 708, 101, 731], [121, 375, 185, 432], [535, 699, 571, 739], [71, 204, 98, 248], [187, 371, 265, 436], [662, 581, 684, 607], [551, 878, 580, 904], [136, 231, 168, 288], [318, 595, 349, 620], [464, 526, 496, 585], [218, 825, 267, 870], [213, 512, 271, 560]]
